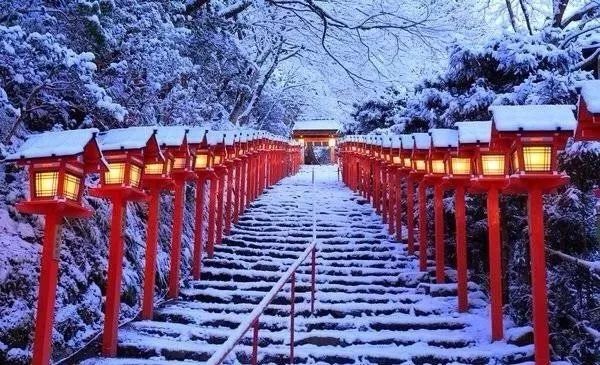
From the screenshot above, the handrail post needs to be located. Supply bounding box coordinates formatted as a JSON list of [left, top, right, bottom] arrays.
[[290, 272, 296, 365], [311, 247, 316, 315], [251, 317, 259, 365]]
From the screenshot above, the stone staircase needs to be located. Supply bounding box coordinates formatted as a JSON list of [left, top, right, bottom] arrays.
[[80, 166, 534, 365]]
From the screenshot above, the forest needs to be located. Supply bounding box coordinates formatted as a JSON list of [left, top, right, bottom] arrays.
[[1, 0, 599, 364]]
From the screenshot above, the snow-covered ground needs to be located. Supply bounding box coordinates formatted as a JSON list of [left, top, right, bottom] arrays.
[[81, 165, 539, 365]]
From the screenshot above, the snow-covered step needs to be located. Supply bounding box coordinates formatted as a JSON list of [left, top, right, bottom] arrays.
[[79, 166, 534, 365]]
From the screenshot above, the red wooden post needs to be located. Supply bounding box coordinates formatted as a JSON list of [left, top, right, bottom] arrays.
[[487, 187, 504, 341], [373, 163, 380, 213], [207, 177, 218, 258], [311, 247, 316, 314], [418, 183, 428, 272], [251, 318, 259, 365], [31, 213, 60, 365], [406, 177, 415, 254], [167, 178, 185, 299], [233, 161, 242, 222], [102, 198, 125, 356], [239, 157, 247, 215], [388, 170, 395, 235], [434, 184, 445, 284], [225, 167, 234, 235], [141, 188, 161, 319], [193, 178, 206, 280], [216, 170, 226, 245], [395, 173, 403, 241], [527, 188, 551, 365], [290, 272, 295, 365], [455, 185, 468, 313]]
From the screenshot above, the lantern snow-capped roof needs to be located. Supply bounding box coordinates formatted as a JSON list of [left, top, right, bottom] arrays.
[[489, 105, 577, 132], [399, 135, 414, 150], [7, 128, 102, 161], [456, 121, 492, 145], [412, 133, 431, 150], [98, 128, 157, 152], [6, 128, 106, 171], [429, 129, 458, 148], [154, 126, 189, 147], [579, 80, 600, 114], [576, 80, 600, 141]]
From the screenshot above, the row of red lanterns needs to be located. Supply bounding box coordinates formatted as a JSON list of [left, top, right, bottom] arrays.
[[6, 126, 302, 365], [338, 98, 599, 365]]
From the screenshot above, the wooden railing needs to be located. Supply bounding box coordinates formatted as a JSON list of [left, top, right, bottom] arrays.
[[205, 241, 317, 365]]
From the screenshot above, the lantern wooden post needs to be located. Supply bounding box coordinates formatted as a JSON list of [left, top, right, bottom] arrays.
[[454, 184, 468, 312], [487, 185, 503, 341], [141, 187, 161, 319], [207, 175, 218, 257], [433, 184, 445, 283], [405, 176, 415, 252], [417, 183, 428, 272], [102, 196, 126, 356], [34, 213, 60, 364]]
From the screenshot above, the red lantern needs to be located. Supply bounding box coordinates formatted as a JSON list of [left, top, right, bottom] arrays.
[[154, 127, 195, 300], [410, 132, 432, 272], [490, 104, 576, 365], [92, 128, 162, 357], [450, 121, 492, 313], [427, 129, 459, 285], [188, 128, 215, 280], [6, 129, 105, 365]]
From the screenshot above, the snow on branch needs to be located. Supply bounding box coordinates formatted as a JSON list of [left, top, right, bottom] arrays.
[[548, 248, 600, 276]]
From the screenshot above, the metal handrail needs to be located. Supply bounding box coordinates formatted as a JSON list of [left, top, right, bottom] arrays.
[[206, 240, 317, 365]]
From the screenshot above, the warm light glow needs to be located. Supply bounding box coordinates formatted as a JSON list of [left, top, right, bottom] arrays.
[[385, 154, 391, 161], [35, 171, 58, 198], [403, 158, 411, 167], [130, 165, 141, 187], [63, 173, 81, 200], [328, 138, 336, 147], [523, 146, 551, 172], [105, 163, 126, 184], [481, 155, 505, 176], [451, 158, 471, 175], [214, 155, 222, 166], [145, 163, 164, 175], [351, 146, 357, 152], [431, 159, 445, 174], [414, 159, 426, 171], [195, 154, 209, 169], [173, 157, 187, 170], [393, 156, 402, 165]]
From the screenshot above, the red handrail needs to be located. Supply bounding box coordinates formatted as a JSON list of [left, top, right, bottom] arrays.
[[206, 241, 318, 365]]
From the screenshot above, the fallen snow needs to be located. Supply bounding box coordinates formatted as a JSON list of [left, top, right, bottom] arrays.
[[430, 128, 459, 148]]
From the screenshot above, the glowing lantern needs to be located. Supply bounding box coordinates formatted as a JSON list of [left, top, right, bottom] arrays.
[[489, 104, 576, 365], [6, 128, 106, 365], [426, 129, 459, 284], [441, 121, 491, 314]]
